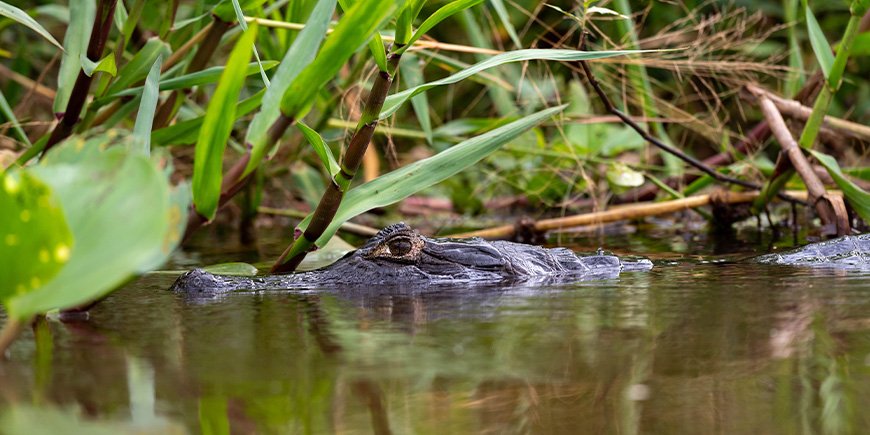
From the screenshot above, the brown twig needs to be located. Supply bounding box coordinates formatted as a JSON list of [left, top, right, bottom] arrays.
[[43, 0, 118, 154], [750, 87, 850, 235], [747, 84, 870, 140]]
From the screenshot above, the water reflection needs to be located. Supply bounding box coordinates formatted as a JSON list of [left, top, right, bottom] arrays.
[[1, 258, 869, 433]]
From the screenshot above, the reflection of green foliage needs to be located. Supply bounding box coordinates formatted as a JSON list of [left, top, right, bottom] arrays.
[[0, 404, 185, 435], [1, 133, 188, 320]]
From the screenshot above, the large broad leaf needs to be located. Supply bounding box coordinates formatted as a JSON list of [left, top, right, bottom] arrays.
[[296, 105, 566, 246], [53, 0, 94, 114], [0, 1, 64, 50], [243, 0, 336, 176], [5, 134, 188, 320], [810, 149, 870, 222], [379, 48, 647, 119], [0, 171, 73, 305], [278, 0, 401, 119], [806, 6, 833, 79], [192, 24, 258, 220]]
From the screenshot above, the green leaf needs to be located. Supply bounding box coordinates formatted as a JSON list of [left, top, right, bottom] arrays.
[[192, 24, 258, 220], [0, 1, 65, 51], [104, 38, 171, 97], [0, 88, 30, 147], [151, 89, 265, 147], [212, 0, 267, 22], [53, 0, 94, 114], [244, 0, 337, 176], [402, 0, 483, 51], [202, 262, 258, 276], [380, 48, 646, 119], [0, 171, 73, 306], [369, 33, 388, 71], [278, 0, 401, 119], [132, 56, 163, 155], [806, 5, 833, 79], [399, 54, 432, 144], [229, 0, 270, 87], [296, 121, 340, 177], [100, 61, 277, 102], [606, 162, 644, 188], [297, 104, 567, 246], [810, 149, 870, 222], [489, 0, 521, 47], [7, 136, 188, 320], [80, 52, 118, 77]]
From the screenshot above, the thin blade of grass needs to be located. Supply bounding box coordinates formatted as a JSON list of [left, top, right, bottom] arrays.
[[132, 56, 162, 155], [53, 0, 95, 114], [151, 89, 265, 146], [401, 0, 483, 51], [489, 0, 521, 47], [806, 5, 833, 79], [399, 53, 432, 144], [104, 38, 171, 96], [192, 24, 257, 220], [296, 104, 567, 247], [0, 89, 31, 147], [379, 48, 647, 119], [230, 0, 270, 87], [0, 1, 65, 51], [244, 0, 336, 176]]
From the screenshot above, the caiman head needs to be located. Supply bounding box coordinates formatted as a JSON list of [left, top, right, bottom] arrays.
[[316, 222, 614, 283]]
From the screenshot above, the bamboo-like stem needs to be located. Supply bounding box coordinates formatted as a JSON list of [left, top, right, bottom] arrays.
[[0, 318, 24, 359], [448, 191, 823, 239], [42, 0, 118, 154], [747, 84, 870, 140], [752, 89, 849, 234], [271, 48, 404, 273]]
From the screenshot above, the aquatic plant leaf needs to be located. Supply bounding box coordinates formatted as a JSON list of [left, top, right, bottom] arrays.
[[0, 171, 73, 306], [379, 48, 647, 119], [132, 56, 162, 155], [101, 61, 276, 101], [151, 90, 265, 147], [278, 0, 401, 119], [53, 0, 94, 114], [202, 262, 258, 276], [0, 1, 64, 51], [806, 6, 833, 79], [296, 105, 566, 246], [193, 24, 257, 220], [810, 149, 870, 222], [297, 121, 340, 178], [6, 136, 188, 320], [244, 0, 336, 176]]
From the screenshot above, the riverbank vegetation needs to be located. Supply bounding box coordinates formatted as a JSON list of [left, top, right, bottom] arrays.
[[1, 0, 868, 352]]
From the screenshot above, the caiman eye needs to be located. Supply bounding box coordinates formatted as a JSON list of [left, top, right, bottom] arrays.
[[388, 238, 412, 256]]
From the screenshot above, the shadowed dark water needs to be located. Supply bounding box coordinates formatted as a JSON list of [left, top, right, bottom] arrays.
[[2, 229, 870, 434]]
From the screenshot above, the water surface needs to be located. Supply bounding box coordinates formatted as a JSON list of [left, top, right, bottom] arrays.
[[2, 229, 869, 434]]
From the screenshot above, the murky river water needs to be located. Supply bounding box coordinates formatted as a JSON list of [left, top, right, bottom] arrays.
[[1, 228, 869, 434]]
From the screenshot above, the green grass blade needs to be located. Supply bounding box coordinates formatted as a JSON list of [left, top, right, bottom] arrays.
[[53, 0, 94, 114], [806, 5, 833, 79], [489, 0, 521, 47], [100, 61, 276, 102], [132, 56, 163, 155], [192, 25, 258, 220], [0, 89, 30, 147], [151, 89, 265, 147], [244, 0, 336, 176], [380, 48, 645, 119], [230, 0, 270, 87], [278, 0, 402, 119], [297, 104, 567, 246], [104, 38, 171, 97], [401, 0, 483, 51], [810, 149, 870, 222], [369, 33, 388, 71], [0, 1, 64, 51], [399, 53, 432, 144], [80, 52, 117, 77], [296, 121, 340, 177]]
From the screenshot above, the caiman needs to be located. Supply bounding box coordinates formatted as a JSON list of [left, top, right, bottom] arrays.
[[170, 224, 870, 295]]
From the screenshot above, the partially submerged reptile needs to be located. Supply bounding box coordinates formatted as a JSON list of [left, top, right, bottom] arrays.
[[171, 223, 870, 295]]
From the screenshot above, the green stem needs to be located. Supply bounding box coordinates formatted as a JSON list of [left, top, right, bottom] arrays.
[[272, 49, 403, 273]]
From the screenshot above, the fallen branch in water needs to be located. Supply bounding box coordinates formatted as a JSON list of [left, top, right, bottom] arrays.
[[447, 190, 825, 239], [749, 86, 850, 235]]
